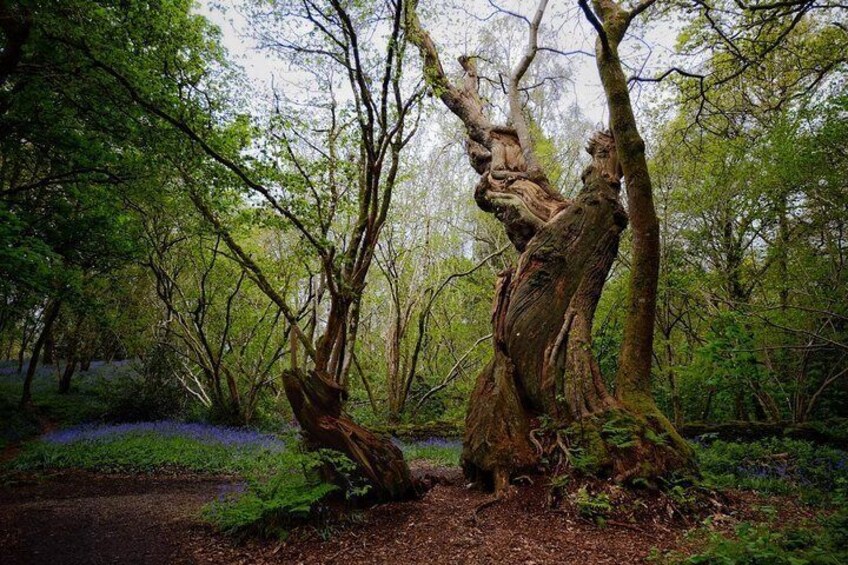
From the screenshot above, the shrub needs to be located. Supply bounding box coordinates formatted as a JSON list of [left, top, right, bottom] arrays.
[[203, 472, 339, 539], [102, 351, 187, 422], [680, 509, 848, 564], [203, 448, 366, 539], [573, 486, 612, 524], [0, 396, 40, 449], [693, 437, 848, 503]]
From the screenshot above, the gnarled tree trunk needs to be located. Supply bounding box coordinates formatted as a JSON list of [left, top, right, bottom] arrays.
[[283, 367, 417, 501], [407, 0, 694, 490]]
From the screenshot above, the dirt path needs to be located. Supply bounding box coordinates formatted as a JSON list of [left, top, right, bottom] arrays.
[[0, 471, 228, 565], [0, 469, 697, 564]]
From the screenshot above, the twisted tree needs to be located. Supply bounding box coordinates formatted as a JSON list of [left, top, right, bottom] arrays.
[[406, 0, 694, 490]]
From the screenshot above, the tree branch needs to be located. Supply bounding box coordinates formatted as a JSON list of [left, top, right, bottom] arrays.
[[508, 0, 549, 179]]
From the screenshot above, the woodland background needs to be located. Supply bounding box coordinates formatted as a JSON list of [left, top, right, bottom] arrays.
[[0, 0, 847, 560]]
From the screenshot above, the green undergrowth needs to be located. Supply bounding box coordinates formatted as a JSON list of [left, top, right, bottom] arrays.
[[653, 509, 848, 564], [649, 438, 848, 563], [202, 448, 367, 540], [693, 437, 848, 504], [0, 396, 40, 450], [9, 433, 292, 475], [572, 485, 613, 524]]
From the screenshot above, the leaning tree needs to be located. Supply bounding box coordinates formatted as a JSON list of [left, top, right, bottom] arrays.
[[406, 0, 695, 491], [20, 0, 423, 501]]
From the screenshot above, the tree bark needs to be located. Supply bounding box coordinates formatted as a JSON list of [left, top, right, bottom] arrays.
[[58, 357, 77, 394], [20, 299, 61, 407], [407, 0, 694, 489], [282, 367, 417, 501]]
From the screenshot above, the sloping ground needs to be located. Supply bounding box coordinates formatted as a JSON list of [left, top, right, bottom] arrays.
[[0, 471, 227, 565], [0, 469, 814, 565], [0, 469, 678, 564], [198, 482, 684, 565]]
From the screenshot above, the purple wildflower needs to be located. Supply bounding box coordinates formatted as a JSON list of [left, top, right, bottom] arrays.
[[394, 436, 462, 450], [216, 481, 248, 501], [42, 421, 288, 452], [418, 437, 462, 449]]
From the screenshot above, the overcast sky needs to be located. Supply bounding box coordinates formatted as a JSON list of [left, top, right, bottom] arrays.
[[196, 0, 683, 127]]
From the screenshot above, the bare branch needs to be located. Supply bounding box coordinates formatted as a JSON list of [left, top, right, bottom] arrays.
[[578, 0, 609, 51], [628, 0, 659, 21], [487, 0, 531, 24], [538, 46, 595, 58], [414, 333, 493, 411], [629, 66, 706, 83], [508, 0, 549, 179]]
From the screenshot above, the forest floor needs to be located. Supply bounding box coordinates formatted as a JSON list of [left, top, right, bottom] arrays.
[[0, 465, 816, 565]]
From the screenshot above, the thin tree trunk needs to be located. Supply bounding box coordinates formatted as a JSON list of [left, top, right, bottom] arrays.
[[702, 387, 715, 421], [58, 314, 83, 394], [42, 323, 55, 366], [16, 321, 32, 374], [353, 352, 379, 415], [58, 357, 77, 394], [20, 299, 61, 408]]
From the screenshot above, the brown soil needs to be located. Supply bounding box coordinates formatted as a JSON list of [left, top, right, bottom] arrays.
[[0, 470, 228, 565], [0, 467, 813, 565]]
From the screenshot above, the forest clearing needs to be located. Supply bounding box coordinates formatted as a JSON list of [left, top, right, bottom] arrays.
[[1, 0, 846, 563]]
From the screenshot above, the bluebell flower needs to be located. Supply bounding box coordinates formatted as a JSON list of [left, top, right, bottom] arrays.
[[42, 420, 288, 452], [216, 481, 248, 501]]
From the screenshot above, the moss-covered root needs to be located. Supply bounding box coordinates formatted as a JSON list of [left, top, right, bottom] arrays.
[[562, 408, 697, 486]]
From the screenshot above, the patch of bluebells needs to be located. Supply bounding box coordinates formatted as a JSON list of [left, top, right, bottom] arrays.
[[696, 437, 848, 497], [391, 436, 462, 450], [414, 436, 462, 449], [394, 435, 462, 466], [42, 421, 289, 452], [216, 481, 248, 502], [734, 453, 848, 489], [735, 462, 790, 480]]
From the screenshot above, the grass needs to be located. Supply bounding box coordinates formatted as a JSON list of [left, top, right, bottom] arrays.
[[399, 437, 462, 466], [0, 360, 133, 448], [9, 423, 294, 475]]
